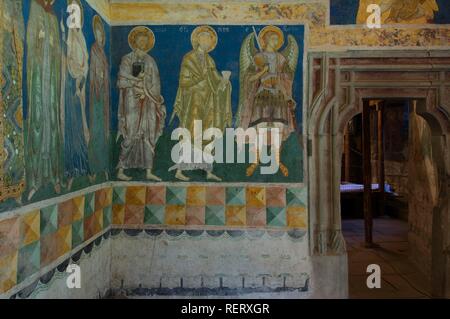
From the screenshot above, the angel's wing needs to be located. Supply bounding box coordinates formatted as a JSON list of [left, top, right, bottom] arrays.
[[281, 35, 299, 75], [235, 32, 257, 128]]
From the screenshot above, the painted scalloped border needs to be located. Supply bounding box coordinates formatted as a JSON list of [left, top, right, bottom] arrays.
[[10, 231, 111, 299], [11, 227, 307, 298], [111, 228, 307, 240]]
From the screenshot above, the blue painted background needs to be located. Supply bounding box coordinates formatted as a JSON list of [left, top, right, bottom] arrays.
[[330, 0, 450, 25], [110, 25, 305, 131], [22, 0, 111, 125], [5, 0, 113, 208], [109, 25, 305, 183]]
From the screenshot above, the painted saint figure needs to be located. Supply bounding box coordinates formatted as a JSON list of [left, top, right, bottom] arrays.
[[116, 26, 166, 181], [25, 0, 63, 200], [0, 0, 25, 202], [236, 25, 299, 177], [88, 15, 110, 180], [356, 0, 439, 24], [172, 25, 232, 182], [62, 0, 91, 190]]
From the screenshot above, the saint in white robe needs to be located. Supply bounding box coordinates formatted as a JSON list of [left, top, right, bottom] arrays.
[[117, 51, 166, 169]]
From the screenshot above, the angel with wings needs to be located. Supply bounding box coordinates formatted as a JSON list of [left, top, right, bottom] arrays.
[[236, 25, 299, 177]]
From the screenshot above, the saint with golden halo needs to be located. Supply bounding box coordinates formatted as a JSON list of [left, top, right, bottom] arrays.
[[128, 26, 155, 53], [171, 25, 232, 182], [116, 26, 166, 182], [236, 25, 299, 177]]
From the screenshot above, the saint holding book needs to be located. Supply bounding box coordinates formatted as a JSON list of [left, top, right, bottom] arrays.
[[116, 26, 166, 181]]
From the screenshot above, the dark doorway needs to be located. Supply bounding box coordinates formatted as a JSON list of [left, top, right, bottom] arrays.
[[341, 99, 434, 298]]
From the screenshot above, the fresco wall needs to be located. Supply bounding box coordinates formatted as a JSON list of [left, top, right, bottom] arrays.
[[0, 0, 449, 299], [0, 0, 112, 214], [330, 0, 450, 25], [110, 25, 305, 183], [0, 0, 114, 297]]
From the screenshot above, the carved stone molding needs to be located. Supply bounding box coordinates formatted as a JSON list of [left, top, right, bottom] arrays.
[[307, 50, 450, 256]]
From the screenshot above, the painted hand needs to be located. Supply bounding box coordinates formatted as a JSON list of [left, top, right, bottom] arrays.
[[219, 79, 229, 92], [134, 88, 146, 100], [135, 80, 144, 89]]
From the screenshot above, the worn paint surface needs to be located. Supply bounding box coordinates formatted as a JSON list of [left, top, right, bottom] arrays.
[[0, 0, 448, 299]]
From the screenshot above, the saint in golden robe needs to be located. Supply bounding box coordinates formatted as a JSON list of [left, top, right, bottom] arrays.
[[172, 25, 232, 182]]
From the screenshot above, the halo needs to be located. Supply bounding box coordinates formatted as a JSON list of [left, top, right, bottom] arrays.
[[190, 25, 218, 53], [92, 15, 105, 45], [68, 0, 84, 27], [128, 26, 155, 53], [258, 25, 284, 51]]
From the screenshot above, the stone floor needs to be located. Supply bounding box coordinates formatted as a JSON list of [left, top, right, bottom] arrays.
[[342, 217, 431, 299]]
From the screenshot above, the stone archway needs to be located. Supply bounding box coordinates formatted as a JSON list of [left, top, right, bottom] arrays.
[[306, 51, 450, 297]]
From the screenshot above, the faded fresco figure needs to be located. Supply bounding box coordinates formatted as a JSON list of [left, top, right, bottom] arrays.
[[116, 26, 166, 181], [62, 0, 91, 190], [356, 0, 439, 24], [0, 0, 25, 202], [88, 15, 110, 180], [25, 0, 63, 200], [236, 25, 299, 177], [172, 25, 232, 182]]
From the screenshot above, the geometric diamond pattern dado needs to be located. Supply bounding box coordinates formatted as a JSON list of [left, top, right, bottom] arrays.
[[0, 184, 306, 295], [0, 186, 113, 295], [114, 185, 307, 229]]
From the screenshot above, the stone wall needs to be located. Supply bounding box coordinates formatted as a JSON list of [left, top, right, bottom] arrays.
[[1, 182, 317, 299], [408, 112, 440, 278]]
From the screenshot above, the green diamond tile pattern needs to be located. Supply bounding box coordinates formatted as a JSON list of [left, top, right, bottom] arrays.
[[144, 205, 165, 225], [112, 187, 126, 205], [17, 241, 40, 283], [40, 205, 58, 236], [226, 187, 246, 206], [286, 187, 307, 207], [166, 187, 187, 205], [84, 192, 96, 217], [267, 207, 287, 227], [103, 206, 112, 228], [72, 220, 84, 249], [205, 206, 226, 226]]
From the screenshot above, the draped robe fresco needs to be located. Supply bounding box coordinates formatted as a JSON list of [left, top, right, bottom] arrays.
[[63, 26, 91, 178], [236, 33, 298, 142], [88, 40, 110, 175], [0, 0, 25, 201], [173, 50, 232, 171], [174, 50, 232, 138], [25, 0, 63, 193], [117, 52, 166, 169], [238, 52, 296, 141]]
